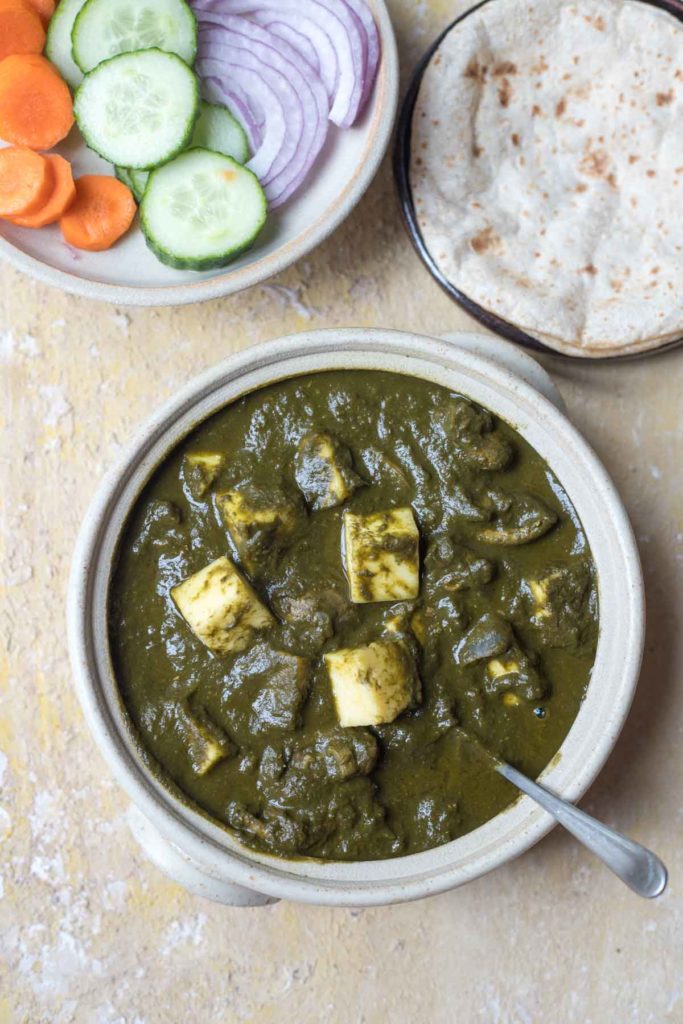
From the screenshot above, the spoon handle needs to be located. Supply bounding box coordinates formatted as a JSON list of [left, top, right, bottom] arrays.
[[497, 762, 668, 899]]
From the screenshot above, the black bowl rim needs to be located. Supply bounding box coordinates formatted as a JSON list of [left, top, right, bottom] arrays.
[[394, 0, 683, 362]]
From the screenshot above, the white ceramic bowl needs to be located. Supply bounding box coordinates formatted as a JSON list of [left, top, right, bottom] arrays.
[[67, 328, 644, 907], [0, 4, 398, 307]]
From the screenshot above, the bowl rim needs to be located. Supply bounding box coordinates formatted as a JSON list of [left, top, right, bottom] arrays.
[[67, 327, 645, 906], [0, 1, 399, 308], [393, 0, 683, 362]]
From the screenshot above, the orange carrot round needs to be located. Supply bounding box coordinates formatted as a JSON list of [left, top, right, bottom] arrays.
[[0, 53, 73, 148], [0, 0, 45, 61], [8, 153, 75, 226], [0, 145, 52, 217], [60, 175, 137, 252], [23, 0, 55, 25]]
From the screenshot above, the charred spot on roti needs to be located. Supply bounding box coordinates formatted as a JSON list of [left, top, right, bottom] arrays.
[[581, 264, 597, 275], [464, 59, 487, 82], [579, 146, 610, 179], [532, 55, 549, 74], [656, 90, 674, 106], [493, 61, 517, 76], [555, 98, 567, 117], [511, 133, 521, 146], [498, 78, 513, 107], [470, 227, 503, 255]]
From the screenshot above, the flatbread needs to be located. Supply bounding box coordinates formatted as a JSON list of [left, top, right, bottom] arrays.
[[410, 0, 683, 355]]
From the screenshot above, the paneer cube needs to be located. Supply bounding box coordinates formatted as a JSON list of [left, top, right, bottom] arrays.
[[182, 452, 224, 500], [178, 704, 234, 775], [526, 562, 594, 648], [324, 639, 421, 728], [343, 508, 420, 603], [502, 693, 521, 708], [215, 488, 300, 572], [487, 656, 522, 682], [294, 433, 362, 511], [529, 575, 558, 619], [171, 556, 273, 656], [484, 649, 546, 702]]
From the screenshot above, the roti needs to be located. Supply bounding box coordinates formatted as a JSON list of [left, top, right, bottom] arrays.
[[410, 0, 683, 356]]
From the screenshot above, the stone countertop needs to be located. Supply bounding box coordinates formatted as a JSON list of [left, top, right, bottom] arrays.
[[0, 2, 681, 1020]]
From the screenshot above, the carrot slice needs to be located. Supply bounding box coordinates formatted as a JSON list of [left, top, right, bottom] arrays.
[[0, 145, 52, 217], [24, 0, 55, 25], [0, 0, 45, 61], [7, 153, 75, 226], [0, 53, 73, 149], [60, 176, 137, 252]]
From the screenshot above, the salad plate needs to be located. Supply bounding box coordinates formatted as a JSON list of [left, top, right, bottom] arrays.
[[0, 0, 398, 306]]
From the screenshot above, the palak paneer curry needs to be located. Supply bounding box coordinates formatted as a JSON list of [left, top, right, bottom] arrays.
[[109, 371, 598, 861]]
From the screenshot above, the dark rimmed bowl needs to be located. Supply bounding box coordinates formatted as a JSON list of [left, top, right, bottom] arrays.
[[394, 0, 683, 361]]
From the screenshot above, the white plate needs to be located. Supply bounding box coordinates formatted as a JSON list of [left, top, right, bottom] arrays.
[[0, 2, 398, 306]]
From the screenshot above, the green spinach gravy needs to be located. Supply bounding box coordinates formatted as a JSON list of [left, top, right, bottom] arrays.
[[109, 371, 598, 861]]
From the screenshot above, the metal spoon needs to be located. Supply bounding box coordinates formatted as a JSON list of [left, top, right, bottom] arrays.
[[454, 725, 667, 897], [495, 757, 668, 898]]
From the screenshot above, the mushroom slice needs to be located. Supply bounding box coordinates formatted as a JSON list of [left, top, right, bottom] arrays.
[[477, 493, 557, 546]]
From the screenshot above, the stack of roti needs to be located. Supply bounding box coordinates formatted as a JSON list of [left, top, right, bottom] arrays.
[[410, 0, 683, 357]]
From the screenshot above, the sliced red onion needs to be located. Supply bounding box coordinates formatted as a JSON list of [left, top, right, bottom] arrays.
[[198, 23, 326, 177], [343, 0, 380, 112], [261, 20, 320, 74], [202, 74, 263, 151], [192, 0, 367, 127], [197, 20, 330, 206], [248, 10, 338, 101], [195, 53, 295, 184]]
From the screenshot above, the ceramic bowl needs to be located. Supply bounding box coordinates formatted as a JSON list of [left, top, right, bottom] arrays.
[[0, 3, 398, 307], [67, 328, 644, 907]]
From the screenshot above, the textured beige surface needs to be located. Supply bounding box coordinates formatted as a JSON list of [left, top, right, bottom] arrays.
[[0, 2, 681, 1021]]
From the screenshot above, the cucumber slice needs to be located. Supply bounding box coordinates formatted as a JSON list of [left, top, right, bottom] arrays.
[[140, 148, 267, 270], [115, 165, 135, 190], [115, 166, 148, 201], [72, 0, 197, 74], [191, 101, 249, 165], [129, 168, 150, 201], [75, 49, 199, 170], [45, 0, 88, 90]]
